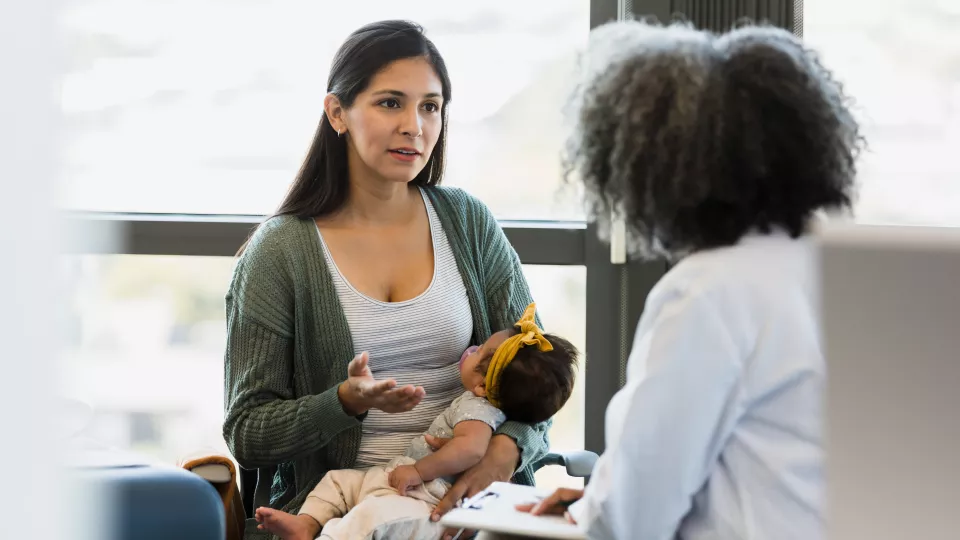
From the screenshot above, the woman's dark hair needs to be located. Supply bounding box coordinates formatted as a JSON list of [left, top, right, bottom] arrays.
[[563, 20, 864, 260], [278, 20, 451, 220], [477, 333, 580, 424]]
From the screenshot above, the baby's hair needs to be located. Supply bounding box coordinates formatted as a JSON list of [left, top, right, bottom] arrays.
[[477, 332, 579, 424]]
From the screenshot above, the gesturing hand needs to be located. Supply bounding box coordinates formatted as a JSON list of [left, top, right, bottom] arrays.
[[338, 352, 425, 416]]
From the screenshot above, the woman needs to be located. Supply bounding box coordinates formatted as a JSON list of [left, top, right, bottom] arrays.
[[519, 20, 863, 540], [223, 20, 550, 538]]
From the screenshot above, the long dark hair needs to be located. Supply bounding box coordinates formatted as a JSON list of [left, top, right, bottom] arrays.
[[278, 20, 452, 220]]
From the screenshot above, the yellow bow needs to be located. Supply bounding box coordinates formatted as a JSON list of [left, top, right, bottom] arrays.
[[485, 303, 553, 408]]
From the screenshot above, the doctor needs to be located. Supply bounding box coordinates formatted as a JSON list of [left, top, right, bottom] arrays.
[[520, 21, 863, 540]]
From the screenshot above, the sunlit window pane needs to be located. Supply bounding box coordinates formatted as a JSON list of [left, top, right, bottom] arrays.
[[805, 0, 960, 226], [59, 1, 589, 220]]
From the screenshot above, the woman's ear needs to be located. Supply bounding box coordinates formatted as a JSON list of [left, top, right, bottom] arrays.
[[323, 93, 347, 135]]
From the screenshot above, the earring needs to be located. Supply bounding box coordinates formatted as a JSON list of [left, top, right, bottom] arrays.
[[336, 127, 343, 138]]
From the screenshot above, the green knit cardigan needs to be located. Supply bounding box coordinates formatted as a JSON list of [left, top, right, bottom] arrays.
[[222, 187, 551, 530]]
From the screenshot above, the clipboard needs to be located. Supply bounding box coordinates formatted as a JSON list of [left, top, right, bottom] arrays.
[[439, 482, 586, 540]]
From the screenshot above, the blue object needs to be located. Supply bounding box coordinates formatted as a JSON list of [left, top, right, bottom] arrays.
[[533, 450, 599, 483], [74, 464, 224, 540]]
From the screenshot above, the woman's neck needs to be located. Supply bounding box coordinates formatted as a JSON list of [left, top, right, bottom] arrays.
[[337, 170, 419, 227], [352, 181, 416, 222], [326, 146, 422, 226]]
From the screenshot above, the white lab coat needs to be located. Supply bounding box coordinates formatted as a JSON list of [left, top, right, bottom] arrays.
[[569, 232, 824, 540]]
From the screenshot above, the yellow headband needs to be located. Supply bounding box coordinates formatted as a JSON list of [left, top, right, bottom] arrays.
[[485, 303, 553, 408]]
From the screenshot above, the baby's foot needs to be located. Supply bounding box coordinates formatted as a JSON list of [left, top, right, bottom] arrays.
[[255, 507, 321, 540]]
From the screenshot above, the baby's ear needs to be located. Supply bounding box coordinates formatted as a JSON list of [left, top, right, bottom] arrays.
[[475, 381, 487, 398]]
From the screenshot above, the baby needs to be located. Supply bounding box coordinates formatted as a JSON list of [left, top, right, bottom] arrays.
[[255, 303, 579, 540]]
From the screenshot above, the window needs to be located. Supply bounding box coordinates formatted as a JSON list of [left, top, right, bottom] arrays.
[[805, 0, 960, 226], [62, 255, 586, 489], [59, 0, 589, 220], [62, 256, 236, 462]]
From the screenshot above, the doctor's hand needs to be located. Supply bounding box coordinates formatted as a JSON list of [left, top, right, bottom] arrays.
[[515, 487, 584, 523]]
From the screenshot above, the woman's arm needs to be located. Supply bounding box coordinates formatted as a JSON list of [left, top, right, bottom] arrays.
[[494, 419, 550, 476], [222, 241, 363, 469]]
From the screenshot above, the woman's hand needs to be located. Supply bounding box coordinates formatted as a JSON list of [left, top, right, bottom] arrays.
[[430, 434, 520, 540], [337, 352, 425, 416], [515, 488, 583, 523]]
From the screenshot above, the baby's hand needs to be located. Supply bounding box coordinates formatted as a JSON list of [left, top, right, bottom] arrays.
[[389, 464, 424, 496]]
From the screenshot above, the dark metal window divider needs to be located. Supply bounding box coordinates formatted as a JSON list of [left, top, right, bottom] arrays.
[[62, 213, 589, 266]]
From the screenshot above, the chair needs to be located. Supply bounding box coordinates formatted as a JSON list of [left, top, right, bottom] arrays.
[[532, 450, 599, 485], [237, 450, 599, 519]]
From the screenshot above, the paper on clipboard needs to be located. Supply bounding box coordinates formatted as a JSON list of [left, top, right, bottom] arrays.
[[439, 482, 586, 540]]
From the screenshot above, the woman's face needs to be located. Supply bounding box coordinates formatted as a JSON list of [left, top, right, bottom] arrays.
[[333, 56, 444, 185]]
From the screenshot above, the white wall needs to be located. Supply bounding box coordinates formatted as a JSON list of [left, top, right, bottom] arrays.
[[0, 2, 66, 538]]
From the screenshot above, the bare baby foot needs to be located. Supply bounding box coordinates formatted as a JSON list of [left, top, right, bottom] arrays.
[[255, 507, 321, 540]]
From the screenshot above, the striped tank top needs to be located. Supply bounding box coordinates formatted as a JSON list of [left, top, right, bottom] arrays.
[[315, 189, 474, 468]]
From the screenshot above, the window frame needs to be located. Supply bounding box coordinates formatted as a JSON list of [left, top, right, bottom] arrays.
[[63, 212, 587, 264]]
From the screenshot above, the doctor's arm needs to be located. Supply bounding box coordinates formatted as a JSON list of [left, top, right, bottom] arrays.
[[569, 295, 744, 539]]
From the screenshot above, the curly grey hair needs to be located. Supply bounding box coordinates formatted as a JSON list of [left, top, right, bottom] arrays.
[[563, 20, 864, 260]]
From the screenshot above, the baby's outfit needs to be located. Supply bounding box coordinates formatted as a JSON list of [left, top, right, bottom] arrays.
[[299, 391, 505, 540]]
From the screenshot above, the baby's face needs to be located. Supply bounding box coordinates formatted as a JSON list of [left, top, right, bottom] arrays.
[[459, 329, 514, 397]]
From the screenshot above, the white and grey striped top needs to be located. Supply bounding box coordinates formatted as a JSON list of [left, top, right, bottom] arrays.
[[315, 189, 474, 468]]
